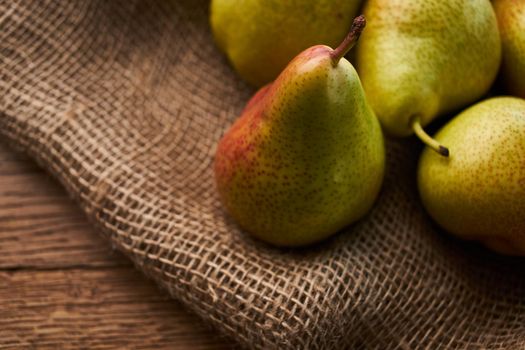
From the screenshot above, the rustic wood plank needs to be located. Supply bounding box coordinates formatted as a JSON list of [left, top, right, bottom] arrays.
[[0, 268, 232, 349], [0, 166, 124, 269], [0, 142, 235, 349]]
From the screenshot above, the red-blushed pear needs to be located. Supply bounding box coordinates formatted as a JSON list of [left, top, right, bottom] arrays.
[[214, 17, 385, 247]]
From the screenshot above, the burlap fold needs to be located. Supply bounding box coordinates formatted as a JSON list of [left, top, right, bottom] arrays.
[[2, 1, 524, 349]]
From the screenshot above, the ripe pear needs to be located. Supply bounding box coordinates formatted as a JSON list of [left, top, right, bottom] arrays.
[[357, 0, 501, 157], [210, 0, 362, 87], [214, 17, 385, 247], [493, 0, 525, 98], [418, 97, 525, 255]]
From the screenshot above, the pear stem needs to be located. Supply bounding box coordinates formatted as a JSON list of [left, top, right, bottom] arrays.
[[330, 15, 367, 66], [412, 117, 450, 157]]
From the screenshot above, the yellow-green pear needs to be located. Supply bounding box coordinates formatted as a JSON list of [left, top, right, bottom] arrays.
[[357, 0, 501, 157], [418, 97, 525, 255], [214, 17, 385, 246], [493, 0, 525, 98], [210, 0, 362, 87]]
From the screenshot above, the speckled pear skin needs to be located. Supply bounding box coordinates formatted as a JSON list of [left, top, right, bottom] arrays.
[[214, 46, 385, 247], [418, 97, 525, 255], [210, 0, 362, 87], [493, 0, 525, 98], [356, 0, 501, 136]]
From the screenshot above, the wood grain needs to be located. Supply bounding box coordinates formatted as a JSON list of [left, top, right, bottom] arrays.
[[0, 142, 235, 349]]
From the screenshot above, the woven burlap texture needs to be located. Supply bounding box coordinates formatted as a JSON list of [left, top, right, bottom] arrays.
[[2, 1, 524, 349]]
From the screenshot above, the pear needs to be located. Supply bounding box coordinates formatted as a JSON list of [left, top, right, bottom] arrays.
[[214, 17, 385, 247], [210, 0, 362, 87], [357, 0, 501, 157], [493, 0, 525, 98], [418, 97, 525, 255]]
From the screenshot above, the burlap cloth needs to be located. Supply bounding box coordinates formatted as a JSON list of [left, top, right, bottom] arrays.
[[2, 1, 524, 349]]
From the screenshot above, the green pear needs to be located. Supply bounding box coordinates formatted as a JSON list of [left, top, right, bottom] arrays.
[[418, 97, 525, 255], [357, 0, 501, 157], [210, 0, 362, 87], [493, 0, 525, 98], [214, 17, 385, 246]]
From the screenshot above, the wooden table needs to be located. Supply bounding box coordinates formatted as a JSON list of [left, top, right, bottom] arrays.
[[0, 142, 234, 349]]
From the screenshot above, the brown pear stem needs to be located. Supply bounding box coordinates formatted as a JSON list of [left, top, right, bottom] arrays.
[[330, 15, 367, 66], [412, 117, 449, 157]]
